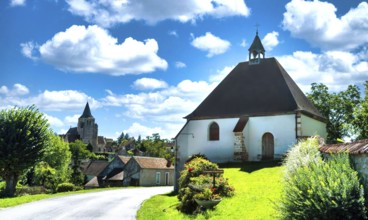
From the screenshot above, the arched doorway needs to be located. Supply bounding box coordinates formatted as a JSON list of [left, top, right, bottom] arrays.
[[262, 132, 274, 160]]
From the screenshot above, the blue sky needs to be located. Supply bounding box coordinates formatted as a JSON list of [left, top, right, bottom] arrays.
[[1, 0, 367, 140]]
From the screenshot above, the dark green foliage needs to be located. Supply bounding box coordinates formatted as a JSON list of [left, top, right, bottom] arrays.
[[69, 140, 92, 186], [177, 157, 235, 214], [0, 106, 50, 197], [307, 83, 360, 143], [278, 137, 366, 219], [354, 81, 368, 140], [56, 182, 77, 192]]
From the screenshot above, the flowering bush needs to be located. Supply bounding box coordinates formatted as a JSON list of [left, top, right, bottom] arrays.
[[177, 156, 235, 214]]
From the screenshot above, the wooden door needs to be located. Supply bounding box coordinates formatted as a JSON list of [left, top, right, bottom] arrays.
[[262, 133, 274, 160]]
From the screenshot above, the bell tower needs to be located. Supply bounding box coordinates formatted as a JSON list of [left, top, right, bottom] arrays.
[[77, 102, 98, 150], [248, 30, 265, 64]]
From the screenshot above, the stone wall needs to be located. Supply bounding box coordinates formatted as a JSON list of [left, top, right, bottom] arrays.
[[233, 132, 248, 161]]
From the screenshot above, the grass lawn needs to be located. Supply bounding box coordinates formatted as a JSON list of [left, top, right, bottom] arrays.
[[137, 161, 283, 220]]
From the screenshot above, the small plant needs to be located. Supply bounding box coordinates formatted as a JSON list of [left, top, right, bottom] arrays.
[[177, 156, 234, 214], [56, 183, 77, 193]]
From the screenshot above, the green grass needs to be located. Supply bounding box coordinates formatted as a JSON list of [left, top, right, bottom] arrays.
[[0, 187, 120, 208], [137, 161, 283, 220]]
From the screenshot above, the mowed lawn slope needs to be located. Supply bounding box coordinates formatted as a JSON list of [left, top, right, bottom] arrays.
[[138, 161, 283, 220]]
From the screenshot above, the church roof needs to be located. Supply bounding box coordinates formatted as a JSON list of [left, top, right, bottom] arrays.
[[185, 57, 325, 121], [80, 102, 93, 118]]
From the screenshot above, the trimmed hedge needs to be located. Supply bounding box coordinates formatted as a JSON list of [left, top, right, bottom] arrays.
[[56, 183, 77, 193]]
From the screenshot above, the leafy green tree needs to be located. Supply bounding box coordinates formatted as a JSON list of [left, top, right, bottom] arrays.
[[69, 140, 91, 185], [34, 132, 71, 191], [354, 81, 368, 140], [307, 83, 360, 143], [0, 106, 49, 197]]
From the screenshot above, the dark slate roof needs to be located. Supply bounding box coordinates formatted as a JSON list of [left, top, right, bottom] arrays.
[[185, 57, 325, 121], [65, 127, 80, 142], [80, 102, 93, 118], [233, 116, 249, 132], [98, 136, 106, 145], [84, 160, 109, 176], [319, 139, 368, 154]]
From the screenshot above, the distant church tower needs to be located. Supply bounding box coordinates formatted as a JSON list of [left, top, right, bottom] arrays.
[[77, 102, 98, 151]]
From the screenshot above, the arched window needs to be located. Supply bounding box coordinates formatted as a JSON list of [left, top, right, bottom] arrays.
[[209, 122, 219, 141]]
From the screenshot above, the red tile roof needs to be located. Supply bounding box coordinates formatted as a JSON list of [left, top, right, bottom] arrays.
[[319, 139, 368, 154], [133, 156, 174, 169]]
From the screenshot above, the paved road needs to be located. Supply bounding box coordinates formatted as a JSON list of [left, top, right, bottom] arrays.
[[0, 186, 172, 220]]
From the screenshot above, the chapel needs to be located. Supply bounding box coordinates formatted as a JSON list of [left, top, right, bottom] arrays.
[[175, 31, 327, 169]]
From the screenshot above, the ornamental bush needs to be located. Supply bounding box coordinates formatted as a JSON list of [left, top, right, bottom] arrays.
[[56, 182, 77, 193], [278, 137, 366, 219], [177, 156, 234, 214]]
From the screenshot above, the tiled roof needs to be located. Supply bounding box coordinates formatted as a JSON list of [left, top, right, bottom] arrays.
[[133, 156, 174, 169], [319, 139, 368, 154], [84, 160, 109, 176], [185, 58, 325, 122], [118, 156, 131, 164]]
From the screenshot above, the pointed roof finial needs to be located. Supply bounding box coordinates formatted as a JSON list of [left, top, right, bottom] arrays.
[[80, 102, 93, 118], [248, 27, 266, 64], [255, 23, 260, 35]]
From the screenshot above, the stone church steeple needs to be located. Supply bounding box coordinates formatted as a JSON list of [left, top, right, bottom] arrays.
[[248, 31, 265, 64], [77, 102, 98, 151]]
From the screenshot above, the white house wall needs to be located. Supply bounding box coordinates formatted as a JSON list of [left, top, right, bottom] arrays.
[[300, 114, 327, 139], [177, 114, 297, 165], [247, 115, 296, 160]]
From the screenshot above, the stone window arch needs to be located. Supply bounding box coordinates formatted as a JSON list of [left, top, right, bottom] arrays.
[[209, 122, 220, 141]]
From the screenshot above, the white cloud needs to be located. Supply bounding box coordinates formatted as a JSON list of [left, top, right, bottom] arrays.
[[168, 30, 178, 37], [0, 88, 99, 111], [64, 114, 80, 125], [10, 0, 26, 7], [22, 25, 167, 75], [124, 122, 164, 139], [133, 78, 168, 90], [66, 0, 250, 27], [277, 50, 368, 92], [262, 31, 279, 51], [191, 32, 231, 57], [44, 114, 64, 127], [283, 0, 368, 51], [240, 39, 247, 48], [0, 84, 29, 97], [175, 61, 187, 68]]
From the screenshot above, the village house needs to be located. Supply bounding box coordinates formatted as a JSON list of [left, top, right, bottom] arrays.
[[175, 32, 327, 189]]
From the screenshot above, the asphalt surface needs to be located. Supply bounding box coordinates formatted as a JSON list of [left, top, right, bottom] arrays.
[[0, 186, 173, 220]]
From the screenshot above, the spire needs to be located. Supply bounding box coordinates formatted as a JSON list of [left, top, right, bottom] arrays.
[[80, 102, 93, 118], [248, 30, 265, 64]]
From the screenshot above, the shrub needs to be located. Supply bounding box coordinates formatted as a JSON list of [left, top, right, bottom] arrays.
[[177, 157, 234, 214], [56, 183, 76, 193], [278, 137, 366, 219]]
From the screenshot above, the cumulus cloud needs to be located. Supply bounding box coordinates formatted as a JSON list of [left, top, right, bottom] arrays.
[[283, 0, 368, 51], [168, 30, 178, 37], [66, 0, 250, 27], [21, 25, 167, 75], [10, 0, 26, 6], [64, 114, 80, 125], [191, 32, 231, 57], [175, 61, 187, 68], [262, 31, 279, 51], [133, 78, 168, 90], [240, 39, 247, 48], [0, 87, 99, 111], [44, 114, 64, 127], [277, 50, 368, 92], [0, 84, 29, 96]]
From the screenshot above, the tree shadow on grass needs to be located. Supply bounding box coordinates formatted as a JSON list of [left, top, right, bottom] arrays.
[[219, 160, 282, 173]]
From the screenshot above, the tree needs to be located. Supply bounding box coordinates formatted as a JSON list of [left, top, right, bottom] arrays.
[[307, 83, 360, 143], [69, 140, 91, 185], [34, 132, 71, 191], [354, 81, 368, 140], [0, 106, 49, 197]]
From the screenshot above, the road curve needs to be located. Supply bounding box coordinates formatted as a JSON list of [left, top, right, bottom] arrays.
[[0, 186, 173, 220]]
